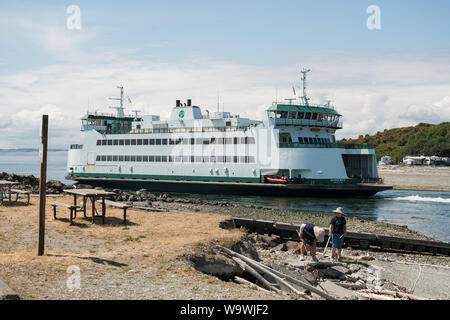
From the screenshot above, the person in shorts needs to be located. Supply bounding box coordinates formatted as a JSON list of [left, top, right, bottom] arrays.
[[297, 222, 325, 262], [329, 207, 347, 262]]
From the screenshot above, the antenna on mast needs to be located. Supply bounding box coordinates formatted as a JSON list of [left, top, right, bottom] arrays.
[[109, 85, 125, 117], [300, 68, 311, 106]]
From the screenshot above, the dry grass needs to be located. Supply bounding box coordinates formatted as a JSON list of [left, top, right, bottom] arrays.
[[0, 196, 278, 300]]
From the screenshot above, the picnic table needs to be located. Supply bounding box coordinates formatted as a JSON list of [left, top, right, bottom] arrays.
[[64, 189, 116, 224], [0, 180, 18, 205]]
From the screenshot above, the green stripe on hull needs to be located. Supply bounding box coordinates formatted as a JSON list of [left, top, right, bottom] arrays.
[[72, 172, 260, 183], [72, 173, 355, 185]]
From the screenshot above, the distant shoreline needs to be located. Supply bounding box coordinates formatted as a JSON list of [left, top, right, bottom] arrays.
[[0, 148, 67, 152]]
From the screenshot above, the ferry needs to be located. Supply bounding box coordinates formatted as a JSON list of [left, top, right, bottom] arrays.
[[66, 69, 392, 197]]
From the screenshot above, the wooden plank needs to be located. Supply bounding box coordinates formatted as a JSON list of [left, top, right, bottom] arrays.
[[50, 202, 80, 209]]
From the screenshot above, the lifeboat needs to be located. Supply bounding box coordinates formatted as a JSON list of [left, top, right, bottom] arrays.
[[265, 176, 288, 184]]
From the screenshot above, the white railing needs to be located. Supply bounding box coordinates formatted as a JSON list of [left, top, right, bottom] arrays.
[[274, 118, 343, 129]]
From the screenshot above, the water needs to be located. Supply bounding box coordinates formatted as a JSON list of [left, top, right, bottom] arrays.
[[0, 150, 72, 184], [0, 150, 449, 242]]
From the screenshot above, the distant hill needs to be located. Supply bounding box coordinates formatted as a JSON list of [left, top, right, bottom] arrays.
[[340, 122, 450, 163]]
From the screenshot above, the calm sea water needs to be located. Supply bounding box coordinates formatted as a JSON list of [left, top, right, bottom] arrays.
[[0, 150, 449, 242]]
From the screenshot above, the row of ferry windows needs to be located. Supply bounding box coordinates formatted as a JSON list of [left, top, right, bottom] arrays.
[[96, 155, 256, 163], [276, 111, 338, 121], [96, 137, 256, 146], [298, 137, 331, 144]]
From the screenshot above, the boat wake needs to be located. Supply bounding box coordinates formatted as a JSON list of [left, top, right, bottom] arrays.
[[390, 195, 450, 204]]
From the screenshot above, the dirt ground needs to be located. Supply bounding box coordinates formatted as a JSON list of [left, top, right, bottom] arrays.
[[0, 196, 280, 300]]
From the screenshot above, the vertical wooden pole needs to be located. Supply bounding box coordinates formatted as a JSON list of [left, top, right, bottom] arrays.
[[38, 115, 48, 256]]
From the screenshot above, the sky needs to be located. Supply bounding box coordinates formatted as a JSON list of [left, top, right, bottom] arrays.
[[0, 0, 450, 148]]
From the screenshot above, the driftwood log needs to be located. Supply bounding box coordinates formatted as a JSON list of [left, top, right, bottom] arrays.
[[360, 289, 428, 300], [218, 245, 334, 300], [231, 257, 281, 293]]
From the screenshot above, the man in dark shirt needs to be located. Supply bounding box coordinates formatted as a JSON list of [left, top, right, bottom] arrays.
[[329, 207, 347, 262]]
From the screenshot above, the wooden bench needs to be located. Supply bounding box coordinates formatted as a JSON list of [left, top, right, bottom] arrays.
[[98, 200, 132, 224], [9, 189, 31, 205], [50, 202, 80, 225]]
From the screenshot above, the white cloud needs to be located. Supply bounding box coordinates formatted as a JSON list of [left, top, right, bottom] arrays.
[[0, 54, 450, 148]]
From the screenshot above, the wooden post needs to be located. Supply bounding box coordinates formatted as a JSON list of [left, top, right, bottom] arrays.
[[38, 115, 48, 256]]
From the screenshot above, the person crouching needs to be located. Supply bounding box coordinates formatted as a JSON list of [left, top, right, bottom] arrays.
[[297, 222, 325, 262]]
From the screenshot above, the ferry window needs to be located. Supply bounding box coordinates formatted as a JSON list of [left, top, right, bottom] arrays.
[[202, 139, 209, 145], [113, 139, 118, 146], [143, 139, 149, 145], [155, 156, 161, 162], [233, 137, 239, 144], [101, 140, 107, 146], [136, 125, 141, 129], [136, 156, 142, 162], [106, 155, 112, 161], [308, 137, 314, 144], [162, 155, 167, 162], [298, 137, 304, 144], [176, 138, 182, 145], [298, 112, 305, 119], [226, 121, 231, 126], [195, 156, 202, 162], [317, 113, 323, 121], [175, 156, 182, 162], [96, 140, 101, 146], [162, 139, 168, 145], [125, 139, 130, 146], [130, 156, 136, 161], [107, 140, 113, 146], [210, 156, 216, 163], [119, 155, 124, 161], [240, 156, 246, 163], [196, 138, 203, 144], [182, 139, 188, 145], [169, 139, 175, 145], [143, 156, 148, 162], [217, 138, 223, 144], [248, 156, 255, 163], [225, 156, 232, 163], [181, 156, 188, 162], [137, 139, 142, 145], [150, 139, 155, 145], [216, 156, 223, 162], [125, 156, 130, 161], [305, 112, 312, 120], [131, 139, 136, 145], [225, 138, 232, 144], [311, 113, 318, 120], [149, 156, 155, 162], [210, 137, 216, 144], [168, 156, 173, 162], [113, 156, 118, 161], [247, 137, 255, 144], [240, 137, 246, 144], [156, 139, 161, 145], [96, 155, 101, 161], [190, 138, 195, 145], [119, 139, 124, 145], [288, 112, 297, 119], [313, 138, 318, 144]]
